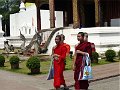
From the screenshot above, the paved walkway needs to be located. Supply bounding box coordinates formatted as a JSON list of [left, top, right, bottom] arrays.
[[0, 62, 120, 90]]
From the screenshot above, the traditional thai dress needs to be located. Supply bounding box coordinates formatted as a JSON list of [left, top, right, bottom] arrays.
[[74, 42, 92, 90], [53, 43, 67, 88]]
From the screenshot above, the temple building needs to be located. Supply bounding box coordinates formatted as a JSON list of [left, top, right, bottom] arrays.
[[8, 0, 120, 54], [22, 0, 120, 31]]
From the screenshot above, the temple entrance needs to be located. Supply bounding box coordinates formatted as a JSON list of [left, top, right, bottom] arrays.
[[84, 2, 95, 27], [55, 0, 73, 27]]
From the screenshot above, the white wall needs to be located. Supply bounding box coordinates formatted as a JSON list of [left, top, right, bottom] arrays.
[[46, 27, 120, 55], [10, 8, 37, 36], [10, 8, 63, 37], [5, 27, 120, 53]]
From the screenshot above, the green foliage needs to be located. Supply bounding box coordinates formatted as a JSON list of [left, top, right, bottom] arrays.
[[65, 56, 72, 70], [105, 49, 116, 62], [9, 56, 20, 64], [118, 50, 120, 59], [92, 52, 99, 60], [0, 55, 5, 66], [26, 56, 40, 69], [0, 0, 20, 15], [0, 0, 20, 36], [92, 52, 99, 63]]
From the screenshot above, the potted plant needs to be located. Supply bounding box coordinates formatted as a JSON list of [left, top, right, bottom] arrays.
[[0, 55, 5, 67], [26, 56, 40, 74], [9, 56, 20, 69], [92, 52, 99, 63]]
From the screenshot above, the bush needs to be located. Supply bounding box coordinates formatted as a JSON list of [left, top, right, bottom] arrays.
[[9, 56, 20, 64], [118, 50, 120, 59], [105, 49, 116, 62], [26, 56, 40, 74], [92, 52, 99, 63], [26, 56, 40, 69], [0, 55, 5, 67]]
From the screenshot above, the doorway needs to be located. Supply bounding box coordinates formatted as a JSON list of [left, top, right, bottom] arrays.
[[84, 2, 95, 27]]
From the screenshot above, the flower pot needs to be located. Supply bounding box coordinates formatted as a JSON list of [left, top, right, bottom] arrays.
[[92, 59, 98, 63], [31, 68, 40, 74], [11, 63, 19, 69]]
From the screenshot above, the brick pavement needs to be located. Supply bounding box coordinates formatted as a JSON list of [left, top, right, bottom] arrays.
[[0, 62, 120, 90]]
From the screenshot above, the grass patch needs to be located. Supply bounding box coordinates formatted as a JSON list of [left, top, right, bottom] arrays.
[[91, 58, 120, 66], [0, 55, 120, 75], [65, 56, 73, 70], [0, 60, 51, 75]]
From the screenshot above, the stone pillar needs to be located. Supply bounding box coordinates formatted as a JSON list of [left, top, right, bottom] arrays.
[[35, 0, 41, 32], [94, 0, 100, 26], [63, 11, 68, 27], [72, 0, 80, 28], [36, 6, 41, 32], [49, 0, 55, 28]]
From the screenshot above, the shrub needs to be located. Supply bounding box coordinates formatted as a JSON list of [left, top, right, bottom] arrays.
[[118, 50, 120, 59], [9, 56, 20, 64], [0, 55, 5, 67], [105, 49, 116, 62], [92, 52, 99, 63], [26, 56, 40, 69], [26, 56, 40, 74]]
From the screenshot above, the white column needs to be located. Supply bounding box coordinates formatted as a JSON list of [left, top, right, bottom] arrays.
[[0, 15, 6, 49], [0, 15, 4, 37], [0, 15, 2, 31]]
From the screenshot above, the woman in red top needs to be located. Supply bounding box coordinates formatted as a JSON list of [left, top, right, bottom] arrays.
[[52, 35, 67, 90]]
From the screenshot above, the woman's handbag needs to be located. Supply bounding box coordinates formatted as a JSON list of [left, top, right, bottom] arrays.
[[47, 58, 54, 80], [78, 54, 93, 80]]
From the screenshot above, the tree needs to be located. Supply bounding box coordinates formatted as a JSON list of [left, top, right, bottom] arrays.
[[0, 0, 20, 36]]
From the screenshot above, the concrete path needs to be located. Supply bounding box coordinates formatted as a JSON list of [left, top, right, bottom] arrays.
[[0, 62, 120, 90]]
